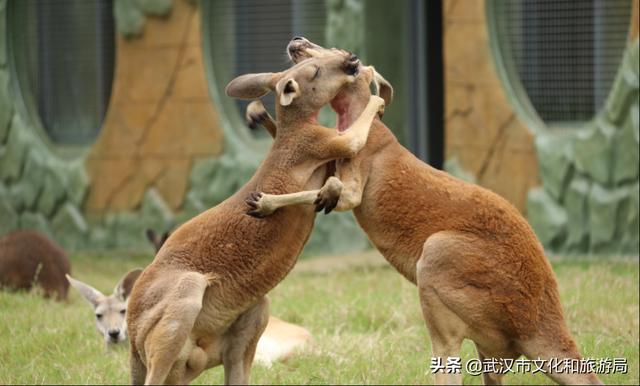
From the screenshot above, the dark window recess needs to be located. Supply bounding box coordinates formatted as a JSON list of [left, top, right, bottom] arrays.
[[11, 0, 115, 144], [406, 0, 443, 168], [497, 0, 631, 123], [204, 0, 326, 125]]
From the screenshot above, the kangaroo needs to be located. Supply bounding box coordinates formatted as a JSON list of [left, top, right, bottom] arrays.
[[126, 52, 385, 385], [244, 37, 602, 385], [0, 230, 71, 301], [67, 269, 143, 346], [145, 229, 312, 367]]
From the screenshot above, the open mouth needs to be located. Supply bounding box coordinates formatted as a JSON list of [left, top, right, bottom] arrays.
[[330, 92, 352, 132], [304, 91, 352, 133]]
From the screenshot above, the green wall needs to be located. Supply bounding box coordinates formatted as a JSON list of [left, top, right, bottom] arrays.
[[526, 42, 639, 254], [0, 0, 371, 255], [2, 0, 637, 256], [0, 0, 91, 249]]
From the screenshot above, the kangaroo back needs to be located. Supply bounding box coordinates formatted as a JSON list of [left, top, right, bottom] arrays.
[[0, 230, 71, 300]]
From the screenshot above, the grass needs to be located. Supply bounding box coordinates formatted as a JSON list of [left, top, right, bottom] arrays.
[[0, 250, 637, 385]]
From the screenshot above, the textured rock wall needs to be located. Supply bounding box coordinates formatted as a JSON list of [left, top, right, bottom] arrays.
[[527, 42, 639, 254], [443, 0, 540, 212], [0, 0, 370, 255], [443, 0, 639, 254], [0, 0, 90, 249], [86, 0, 223, 213]]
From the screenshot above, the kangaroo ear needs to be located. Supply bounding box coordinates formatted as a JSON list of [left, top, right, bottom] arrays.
[[146, 229, 169, 252], [372, 69, 393, 107], [225, 72, 279, 99], [66, 274, 104, 307], [114, 269, 143, 301], [276, 78, 300, 106], [160, 232, 170, 248], [145, 229, 157, 244]]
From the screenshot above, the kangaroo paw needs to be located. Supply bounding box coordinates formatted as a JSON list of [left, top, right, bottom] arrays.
[[245, 192, 275, 218], [247, 110, 271, 130], [314, 178, 343, 214], [246, 101, 271, 130]]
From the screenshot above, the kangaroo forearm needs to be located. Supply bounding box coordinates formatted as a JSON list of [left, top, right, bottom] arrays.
[[334, 182, 362, 211], [321, 96, 384, 159], [261, 115, 278, 138], [260, 190, 320, 211], [333, 159, 363, 211], [340, 97, 382, 153]]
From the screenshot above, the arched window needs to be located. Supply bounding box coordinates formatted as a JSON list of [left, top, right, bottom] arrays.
[[9, 0, 115, 145], [492, 0, 632, 125], [202, 0, 327, 137]]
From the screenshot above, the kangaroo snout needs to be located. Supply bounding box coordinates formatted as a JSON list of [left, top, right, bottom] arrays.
[[342, 55, 360, 76], [108, 329, 121, 341], [287, 36, 319, 61]]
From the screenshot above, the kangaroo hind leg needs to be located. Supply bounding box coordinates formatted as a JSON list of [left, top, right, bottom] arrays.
[[222, 297, 270, 385], [143, 271, 211, 385]]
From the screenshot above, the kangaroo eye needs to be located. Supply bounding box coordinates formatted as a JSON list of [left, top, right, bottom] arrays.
[[96, 313, 103, 319], [120, 309, 126, 315], [312, 66, 320, 80]]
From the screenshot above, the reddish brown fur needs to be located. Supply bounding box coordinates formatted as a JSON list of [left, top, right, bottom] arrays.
[[0, 230, 71, 301], [249, 38, 602, 385], [126, 53, 384, 385], [143, 228, 313, 367]]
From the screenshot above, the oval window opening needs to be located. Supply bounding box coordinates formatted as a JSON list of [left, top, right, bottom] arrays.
[[10, 0, 115, 145], [494, 0, 632, 125], [203, 0, 327, 138]]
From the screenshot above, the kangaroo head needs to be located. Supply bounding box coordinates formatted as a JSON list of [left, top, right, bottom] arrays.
[[287, 37, 393, 121], [66, 269, 142, 345], [225, 50, 364, 131]]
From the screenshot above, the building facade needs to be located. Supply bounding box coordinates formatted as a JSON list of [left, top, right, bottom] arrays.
[[0, 0, 637, 254]]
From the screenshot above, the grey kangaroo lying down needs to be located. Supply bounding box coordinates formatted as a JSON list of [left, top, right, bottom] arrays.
[[126, 51, 384, 385], [244, 37, 602, 385]]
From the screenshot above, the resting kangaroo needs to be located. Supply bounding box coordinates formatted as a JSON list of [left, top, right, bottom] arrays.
[[67, 269, 143, 346], [126, 52, 385, 385], [145, 229, 313, 366], [0, 230, 71, 301], [245, 37, 602, 385]]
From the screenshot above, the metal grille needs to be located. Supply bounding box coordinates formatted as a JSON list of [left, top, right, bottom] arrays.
[[495, 0, 631, 123], [203, 0, 327, 125], [9, 0, 115, 144]]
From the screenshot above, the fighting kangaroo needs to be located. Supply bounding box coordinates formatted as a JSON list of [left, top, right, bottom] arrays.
[[126, 52, 384, 385], [244, 37, 602, 385], [145, 229, 313, 367]]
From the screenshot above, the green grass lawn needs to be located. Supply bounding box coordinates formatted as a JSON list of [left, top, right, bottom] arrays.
[[0, 250, 637, 385]]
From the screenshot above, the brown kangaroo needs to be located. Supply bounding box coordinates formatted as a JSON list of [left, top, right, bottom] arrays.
[[126, 51, 385, 385], [145, 229, 313, 367], [0, 230, 71, 301], [245, 37, 602, 385]]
